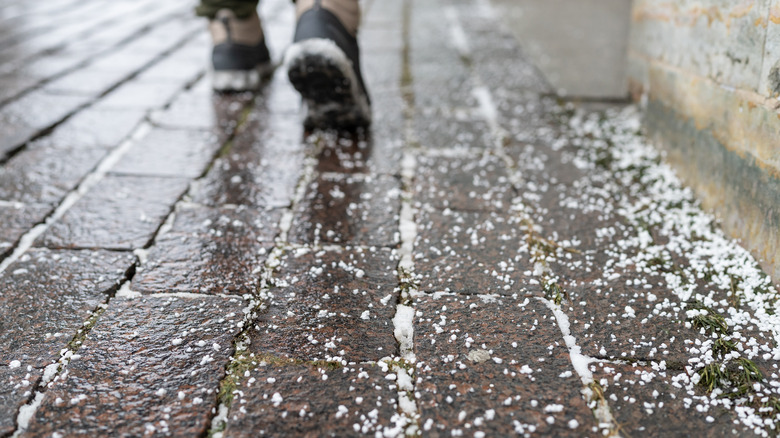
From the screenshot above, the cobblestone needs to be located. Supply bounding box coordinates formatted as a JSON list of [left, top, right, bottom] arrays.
[[414, 294, 597, 436], [0, 0, 778, 435], [39, 175, 189, 250], [0, 249, 133, 367], [25, 296, 245, 437], [132, 205, 281, 296], [251, 247, 400, 362]]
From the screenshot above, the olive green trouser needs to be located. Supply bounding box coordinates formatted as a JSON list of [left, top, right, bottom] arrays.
[[195, 0, 262, 19]]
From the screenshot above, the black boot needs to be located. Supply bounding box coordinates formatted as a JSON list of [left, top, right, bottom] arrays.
[[284, 5, 371, 129]]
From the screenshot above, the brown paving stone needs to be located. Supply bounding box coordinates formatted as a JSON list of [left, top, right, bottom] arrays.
[[39, 175, 189, 250], [314, 129, 401, 177], [38, 107, 147, 150], [189, 113, 304, 209], [562, 269, 708, 366], [414, 208, 537, 294], [315, 132, 373, 175], [0, 365, 42, 436], [132, 205, 281, 295], [0, 248, 134, 367], [0, 92, 89, 159], [0, 204, 49, 257], [589, 362, 753, 437], [362, 49, 403, 89], [149, 89, 252, 141], [96, 80, 183, 110], [43, 68, 127, 96], [290, 174, 401, 247], [0, 144, 107, 206], [414, 294, 598, 437], [251, 247, 400, 362], [110, 128, 220, 179], [25, 295, 245, 438], [223, 361, 398, 437], [414, 108, 492, 151], [414, 153, 514, 212]]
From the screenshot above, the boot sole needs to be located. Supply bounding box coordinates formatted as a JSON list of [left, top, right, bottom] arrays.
[[284, 38, 371, 129]]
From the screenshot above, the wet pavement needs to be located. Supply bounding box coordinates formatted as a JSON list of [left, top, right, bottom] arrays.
[[1, 0, 780, 437]]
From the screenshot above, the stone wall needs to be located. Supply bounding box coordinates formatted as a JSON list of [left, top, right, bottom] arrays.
[[628, 0, 780, 281]]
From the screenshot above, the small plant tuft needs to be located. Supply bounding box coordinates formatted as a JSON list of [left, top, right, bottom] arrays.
[[698, 362, 727, 392]]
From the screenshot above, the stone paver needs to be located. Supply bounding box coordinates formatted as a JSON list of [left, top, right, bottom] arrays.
[[39, 175, 189, 250], [223, 361, 398, 437], [251, 247, 400, 362], [0, 249, 134, 367], [0, 0, 778, 436], [25, 296, 245, 438], [414, 208, 537, 295], [414, 294, 597, 436], [0, 142, 107, 206], [414, 153, 514, 212], [290, 174, 401, 247], [132, 205, 281, 295], [0, 366, 42, 437], [188, 111, 304, 209], [589, 362, 754, 437], [110, 129, 220, 179], [0, 204, 48, 257]]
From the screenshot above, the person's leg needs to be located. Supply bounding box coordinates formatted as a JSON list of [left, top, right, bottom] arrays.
[[285, 0, 371, 129], [197, 0, 272, 91]]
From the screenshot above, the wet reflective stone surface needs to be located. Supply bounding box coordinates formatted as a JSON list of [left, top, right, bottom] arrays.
[[132, 205, 281, 295], [0, 91, 89, 159], [290, 174, 401, 247], [415, 208, 537, 294], [223, 362, 398, 437], [149, 85, 252, 141], [413, 108, 492, 151], [0, 249, 133, 367], [0, 0, 776, 434], [25, 296, 245, 437], [0, 144, 107, 206], [111, 129, 220, 179], [0, 204, 49, 257], [97, 80, 183, 110], [189, 112, 304, 209], [0, 366, 42, 436], [39, 107, 147, 150], [39, 175, 189, 250], [414, 294, 596, 436], [250, 247, 400, 362]]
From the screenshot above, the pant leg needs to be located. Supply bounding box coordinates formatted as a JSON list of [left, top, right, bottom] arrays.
[[195, 0, 259, 19]]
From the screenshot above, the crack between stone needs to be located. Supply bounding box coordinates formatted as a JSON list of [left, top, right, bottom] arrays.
[[203, 97, 326, 437]]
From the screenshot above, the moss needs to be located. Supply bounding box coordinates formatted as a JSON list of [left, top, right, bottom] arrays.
[[217, 349, 256, 406]]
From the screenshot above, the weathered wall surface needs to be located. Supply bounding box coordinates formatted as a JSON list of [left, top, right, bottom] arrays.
[[629, 0, 780, 281]]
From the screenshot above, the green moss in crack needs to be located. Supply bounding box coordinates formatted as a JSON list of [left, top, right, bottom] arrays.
[[217, 349, 256, 407]]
